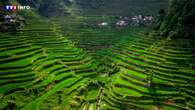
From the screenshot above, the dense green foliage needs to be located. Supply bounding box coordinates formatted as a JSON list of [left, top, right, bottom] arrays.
[[159, 0, 195, 38], [38, 0, 70, 17], [17, 0, 40, 7], [75, 0, 169, 16]]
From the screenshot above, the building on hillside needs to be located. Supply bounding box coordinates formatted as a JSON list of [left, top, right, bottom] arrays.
[[98, 22, 108, 26], [116, 20, 128, 27]]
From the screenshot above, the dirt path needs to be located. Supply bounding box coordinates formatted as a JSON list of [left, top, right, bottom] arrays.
[[96, 87, 104, 110]]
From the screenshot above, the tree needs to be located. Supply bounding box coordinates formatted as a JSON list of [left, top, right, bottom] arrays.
[[17, 0, 43, 8], [154, 9, 167, 30], [159, 0, 195, 39], [38, 0, 71, 17], [0, 0, 10, 22], [0, 0, 10, 5]]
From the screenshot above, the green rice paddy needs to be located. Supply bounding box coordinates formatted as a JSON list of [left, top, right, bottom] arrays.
[[0, 15, 194, 110]]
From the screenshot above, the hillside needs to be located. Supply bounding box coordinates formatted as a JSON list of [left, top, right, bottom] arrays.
[[159, 0, 195, 38], [0, 17, 99, 110], [74, 0, 169, 16], [8, 0, 169, 16]]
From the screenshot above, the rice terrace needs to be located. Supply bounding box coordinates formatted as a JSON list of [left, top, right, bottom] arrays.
[[0, 0, 195, 110]]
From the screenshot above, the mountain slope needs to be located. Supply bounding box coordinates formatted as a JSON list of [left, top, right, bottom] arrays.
[[159, 0, 195, 38], [100, 31, 195, 110], [74, 0, 169, 16], [0, 18, 99, 110]]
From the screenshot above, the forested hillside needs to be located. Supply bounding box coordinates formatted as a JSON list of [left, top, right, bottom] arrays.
[[2, 0, 169, 16], [74, 0, 169, 16], [158, 0, 195, 39]]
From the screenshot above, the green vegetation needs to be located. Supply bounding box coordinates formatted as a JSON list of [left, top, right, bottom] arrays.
[[0, 17, 99, 109], [75, 0, 169, 16], [158, 0, 195, 38], [38, 0, 71, 17], [0, 0, 195, 110]]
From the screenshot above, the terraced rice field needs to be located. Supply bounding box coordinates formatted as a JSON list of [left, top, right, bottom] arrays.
[[57, 16, 141, 55], [0, 19, 99, 110], [101, 32, 195, 110], [0, 18, 195, 110]]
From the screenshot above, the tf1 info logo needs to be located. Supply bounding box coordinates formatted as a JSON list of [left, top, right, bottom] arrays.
[[4, 5, 31, 11]]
